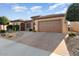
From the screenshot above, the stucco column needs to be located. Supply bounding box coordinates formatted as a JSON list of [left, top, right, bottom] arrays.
[[25, 23, 27, 31], [19, 23, 21, 31]]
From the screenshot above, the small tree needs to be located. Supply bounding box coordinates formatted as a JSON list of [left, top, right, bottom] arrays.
[[66, 3, 79, 21], [0, 16, 9, 30]]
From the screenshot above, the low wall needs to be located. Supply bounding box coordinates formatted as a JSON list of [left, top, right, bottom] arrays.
[[71, 22, 79, 32], [0, 25, 7, 30]]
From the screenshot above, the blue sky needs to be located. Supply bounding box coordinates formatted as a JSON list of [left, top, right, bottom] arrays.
[[0, 3, 71, 20]]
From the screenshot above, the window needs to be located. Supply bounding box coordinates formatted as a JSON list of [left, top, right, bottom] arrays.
[[26, 23, 31, 28]]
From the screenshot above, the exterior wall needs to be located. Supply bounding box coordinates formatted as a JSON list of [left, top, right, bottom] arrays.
[[62, 18, 68, 33], [4, 25, 7, 30], [10, 22, 21, 25], [25, 21, 33, 31], [25, 22, 30, 31], [0, 25, 3, 30], [71, 22, 79, 32], [33, 17, 68, 33]]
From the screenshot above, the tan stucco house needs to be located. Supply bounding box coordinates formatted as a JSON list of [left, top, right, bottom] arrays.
[[10, 13, 79, 33], [31, 14, 68, 33]]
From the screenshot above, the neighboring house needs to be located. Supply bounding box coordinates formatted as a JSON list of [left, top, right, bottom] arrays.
[[31, 14, 68, 33], [10, 19, 32, 31]]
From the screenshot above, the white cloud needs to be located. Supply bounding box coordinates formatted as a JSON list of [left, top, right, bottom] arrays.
[[12, 6, 28, 12], [55, 7, 67, 14], [48, 3, 64, 10], [61, 8, 68, 13], [31, 6, 42, 12]]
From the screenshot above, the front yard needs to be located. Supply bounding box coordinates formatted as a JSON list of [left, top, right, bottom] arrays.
[[1, 31, 79, 56]]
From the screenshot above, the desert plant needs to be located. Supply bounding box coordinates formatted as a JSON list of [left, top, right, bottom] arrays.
[[0, 30, 6, 33], [32, 29, 36, 32], [69, 32, 76, 37]]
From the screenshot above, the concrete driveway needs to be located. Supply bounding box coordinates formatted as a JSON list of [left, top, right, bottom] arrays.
[[11, 32, 66, 52], [0, 32, 69, 56]]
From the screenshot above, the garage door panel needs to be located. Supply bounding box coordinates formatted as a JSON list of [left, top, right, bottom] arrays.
[[38, 20, 62, 32]]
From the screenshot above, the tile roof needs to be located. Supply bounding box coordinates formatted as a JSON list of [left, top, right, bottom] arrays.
[[31, 14, 65, 20]]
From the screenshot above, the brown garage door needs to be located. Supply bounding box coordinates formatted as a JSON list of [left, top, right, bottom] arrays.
[[38, 20, 62, 32]]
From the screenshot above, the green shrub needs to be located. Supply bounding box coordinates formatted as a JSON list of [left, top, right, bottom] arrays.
[[7, 25, 19, 32], [14, 25, 19, 31], [12, 25, 19, 31], [0, 30, 6, 33], [69, 32, 76, 37], [7, 25, 13, 30]]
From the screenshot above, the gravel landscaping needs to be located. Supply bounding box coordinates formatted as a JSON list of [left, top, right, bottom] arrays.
[[65, 32, 79, 56]]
